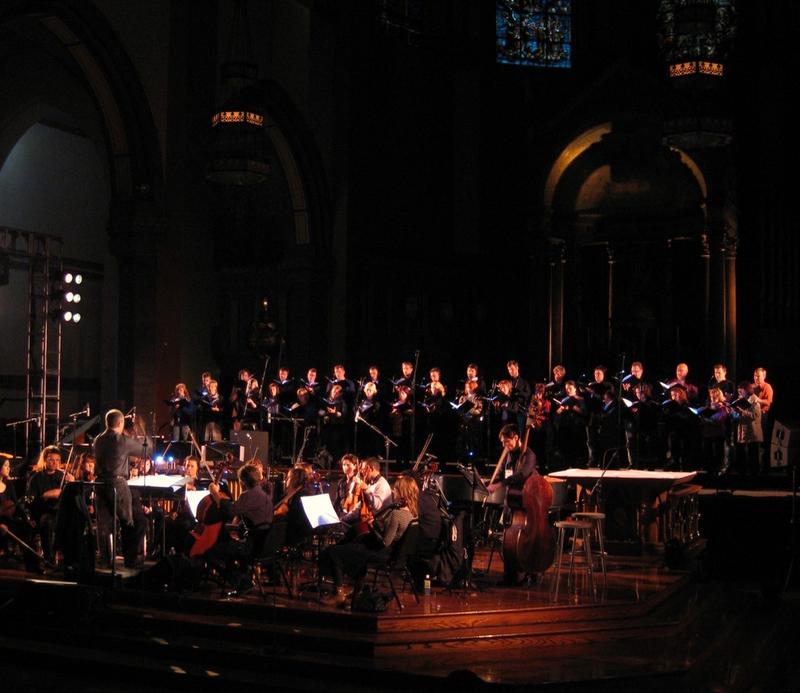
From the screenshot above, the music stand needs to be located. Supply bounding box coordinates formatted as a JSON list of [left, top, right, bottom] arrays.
[[297, 493, 342, 599], [449, 463, 489, 592]]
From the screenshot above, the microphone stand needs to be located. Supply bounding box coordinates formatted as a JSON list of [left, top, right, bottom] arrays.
[[617, 353, 628, 468], [258, 355, 271, 431], [355, 412, 397, 476], [5, 415, 40, 459], [410, 350, 420, 460], [584, 447, 620, 513]]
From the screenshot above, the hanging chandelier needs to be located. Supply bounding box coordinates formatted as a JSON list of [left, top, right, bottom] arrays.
[[206, 0, 269, 185]]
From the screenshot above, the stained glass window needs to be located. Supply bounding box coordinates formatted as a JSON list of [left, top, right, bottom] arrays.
[[496, 0, 572, 68]]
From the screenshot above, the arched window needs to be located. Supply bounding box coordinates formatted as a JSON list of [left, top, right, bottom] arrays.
[[496, 0, 572, 68]]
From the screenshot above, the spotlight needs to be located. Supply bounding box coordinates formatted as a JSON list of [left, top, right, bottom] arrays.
[[63, 311, 73, 322], [72, 293, 81, 303], [72, 313, 81, 323], [65, 292, 74, 302], [64, 272, 73, 284], [74, 274, 83, 285]]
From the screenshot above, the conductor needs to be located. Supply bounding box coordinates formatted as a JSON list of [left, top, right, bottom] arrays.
[[93, 409, 149, 568]]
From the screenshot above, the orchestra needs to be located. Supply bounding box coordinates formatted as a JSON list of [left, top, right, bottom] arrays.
[[0, 355, 778, 602]]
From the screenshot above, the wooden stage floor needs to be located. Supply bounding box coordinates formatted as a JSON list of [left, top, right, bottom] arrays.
[[0, 541, 715, 690]]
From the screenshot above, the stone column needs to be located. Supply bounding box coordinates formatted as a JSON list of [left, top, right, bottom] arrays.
[[722, 228, 737, 377], [700, 232, 711, 362], [109, 204, 168, 414]]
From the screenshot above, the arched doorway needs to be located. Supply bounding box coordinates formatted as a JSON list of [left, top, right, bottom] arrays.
[[542, 120, 718, 377]]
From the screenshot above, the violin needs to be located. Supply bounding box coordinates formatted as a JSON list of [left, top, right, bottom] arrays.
[[341, 474, 362, 514]]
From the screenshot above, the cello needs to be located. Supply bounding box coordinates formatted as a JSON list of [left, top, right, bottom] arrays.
[[188, 457, 229, 558], [500, 423, 556, 576]]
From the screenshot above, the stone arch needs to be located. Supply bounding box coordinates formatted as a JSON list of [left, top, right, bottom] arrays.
[[0, 1, 164, 201]]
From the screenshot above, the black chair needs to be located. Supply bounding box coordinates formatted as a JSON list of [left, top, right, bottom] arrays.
[[360, 520, 421, 610], [250, 519, 293, 600]]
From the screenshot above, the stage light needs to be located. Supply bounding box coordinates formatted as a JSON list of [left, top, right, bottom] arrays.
[[72, 293, 81, 303], [74, 274, 83, 285], [72, 313, 81, 323], [65, 292, 74, 302], [64, 272, 73, 284], [63, 311, 73, 322]]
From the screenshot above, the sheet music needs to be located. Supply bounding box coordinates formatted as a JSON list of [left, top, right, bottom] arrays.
[[300, 493, 340, 529], [186, 490, 210, 519], [127, 474, 187, 492]]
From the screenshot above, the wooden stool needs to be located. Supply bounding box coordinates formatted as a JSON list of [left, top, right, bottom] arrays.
[[572, 511, 607, 586], [551, 519, 595, 602]]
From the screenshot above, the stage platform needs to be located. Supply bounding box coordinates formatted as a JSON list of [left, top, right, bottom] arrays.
[[0, 540, 717, 690], [1, 468, 797, 690]]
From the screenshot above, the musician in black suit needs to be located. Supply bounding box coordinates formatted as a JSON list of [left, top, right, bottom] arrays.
[[320, 383, 349, 461], [553, 380, 589, 468], [94, 409, 149, 568], [328, 364, 356, 409], [506, 360, 532, 435], [487, 424, 539, 586]]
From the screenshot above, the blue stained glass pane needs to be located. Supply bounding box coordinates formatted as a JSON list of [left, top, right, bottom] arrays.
[[496, 0, 572, 68]]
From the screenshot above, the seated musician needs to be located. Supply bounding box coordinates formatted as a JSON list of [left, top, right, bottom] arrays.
[[339, 457, 392, 528], [152, 456, 203, 556], [0, 456, 41, 572], [334, 453, 361, 518], [274, 466, 312, 547], [319, 473, 418, 607], [206, 463, 274, 595], [26, 445, 72, 565], [487, 424, 539, 586]]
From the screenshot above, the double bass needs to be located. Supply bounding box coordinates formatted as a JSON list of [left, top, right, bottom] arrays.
[[491, 424, 555, 576]]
